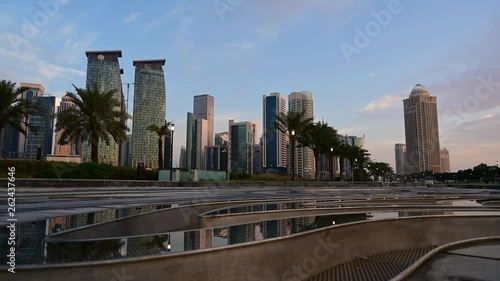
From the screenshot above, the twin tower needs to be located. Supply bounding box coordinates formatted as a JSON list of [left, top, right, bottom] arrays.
[[83, 50, 166, 167]]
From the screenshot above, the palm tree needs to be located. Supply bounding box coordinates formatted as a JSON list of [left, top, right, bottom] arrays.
[[0, 80, 43, 153], [147, 121, 172, 170], [298, 121, 333, 181], [325, 127, 343, 181], [356, 148, 371, 180], [334, 143, 350, 182], [55, 84, 130, 163], [273, 111, 313, 180]]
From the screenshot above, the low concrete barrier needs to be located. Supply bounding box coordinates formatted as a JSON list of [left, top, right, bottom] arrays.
[[0, 178, 386, 188], [2, 216, 500, 281]]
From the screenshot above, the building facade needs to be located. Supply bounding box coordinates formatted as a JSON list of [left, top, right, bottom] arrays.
[[440, 148, 451, 173], [288, 91, 315, 179], [193, 94, 214, 146], [403, 84, 441, 173], [131, 59, 167, 169], [262, 93, 287, 173], [1, 83, 45, 159], [54, 95, 77, 156], [229, 119, 257, 174], [25, 96, 56, 160], [215, 132, 230, 147], [342, 135, 366, 179], [81, 50, 124, 165], [179, 146, 187, 169], [395, 143, 407, 175]]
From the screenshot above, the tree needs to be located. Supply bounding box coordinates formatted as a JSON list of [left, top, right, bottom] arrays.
[[0, 80, 43, 153], [273, 111, 313, 179], [367, 161, 394, 182], [297, 121, 333, 181], [147, 121, 172, 170], [55, 84, 130, 163]]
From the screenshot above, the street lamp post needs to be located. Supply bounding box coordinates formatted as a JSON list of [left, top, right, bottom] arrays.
[[330, 147, 334, 181], [169, 124, 175, 182], [291, 129, 295, 181]]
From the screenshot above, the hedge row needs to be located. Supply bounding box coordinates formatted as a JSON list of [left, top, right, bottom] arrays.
[[0, 160, 158, 180]]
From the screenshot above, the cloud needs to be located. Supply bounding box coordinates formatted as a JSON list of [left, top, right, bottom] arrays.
[[359, 91, 408, 117], [0, 47, 85, 80], [369, 72, 377, 77], [143, 6, 192, 31], [124, 12, 142, 23], [60, 24, 76, 35], [227, 39, 255, 51]]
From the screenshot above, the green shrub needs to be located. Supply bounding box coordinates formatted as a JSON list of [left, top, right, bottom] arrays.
[[77, 162, 114, 179]]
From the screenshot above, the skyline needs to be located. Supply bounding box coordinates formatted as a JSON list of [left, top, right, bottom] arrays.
[[1, 0, 499, 171]]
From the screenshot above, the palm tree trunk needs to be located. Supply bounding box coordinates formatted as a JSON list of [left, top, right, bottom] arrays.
[[351, 161, 355, 182], [314, 152, 320, 181], [91, 131, 99, 163], [329, 155, 334, 181], [158, 138, 163, 170], [339, 157, 344, 181]]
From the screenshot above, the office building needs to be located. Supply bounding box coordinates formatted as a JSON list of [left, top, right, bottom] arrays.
[[54, 94, 77, 156], [120, 134, 132, 167], [1, 83, 44, 159], [131, 59, 167, 168], [193, 94, 214, 146], [395, 143, 407, 175], [342, 135, 366, 179], [215, 132, 230, 147], [229, 119, 257, 174], [81, 50, 124, 165], [403, 84, 441, 173], [25, 96, 56, 160], [185, 112, 208, 170], [441, 148, 451, 173], [179, 146, 187, 169], [205, 145, 221, 171], [262, 93, 287, 173], [253, 143, 262, 174], [288, 91, 315, 179]]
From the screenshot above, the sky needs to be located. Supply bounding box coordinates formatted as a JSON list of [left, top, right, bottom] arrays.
[[1, 0, 499, 171]]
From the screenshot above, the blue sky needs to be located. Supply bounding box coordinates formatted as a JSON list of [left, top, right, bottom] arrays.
[[1, 0, 499, 171]]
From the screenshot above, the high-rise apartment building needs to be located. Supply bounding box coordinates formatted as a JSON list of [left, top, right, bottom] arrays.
[[288, 91, 314, 179], [229, 119, 257, 174], [193, 94, 214, 146], [262, 93, 287, 173], [440, 148, 451, 173], [131, 59, 167, 169], [81, 50, 124, 165], [403, 84, 441, 173], [395, 143, 407, 175]]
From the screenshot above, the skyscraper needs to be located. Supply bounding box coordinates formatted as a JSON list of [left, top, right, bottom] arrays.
[[440, 148, 451, 173], [288, 91, 314, 179], [185, 112, 208, 170], [1, 83, 44, 159], [179, 146, 187, 169], [54, 94, 76, 156], [131, 59, 167, 169], [215, 132, 230, 147], [193, 94, 214, 146], [229, 119, 257, 174], [262, 93, 287, 173], [342, 135, 366, 179], [395, 143, 407, 175], [403, 84, 441, 173], [81, 50, 124, 165], [25, 96, 56, 160]]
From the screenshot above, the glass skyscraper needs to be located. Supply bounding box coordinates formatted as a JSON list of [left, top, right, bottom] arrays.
[[262, 93, 287, 173], [25, 96, 56, 160], [81, 50, 124, 165], [229, 119, 257, 174], [131, 59, 167, 168]]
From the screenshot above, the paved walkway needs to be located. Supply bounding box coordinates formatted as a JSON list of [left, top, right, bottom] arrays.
[[405, 242, 500, 281]]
